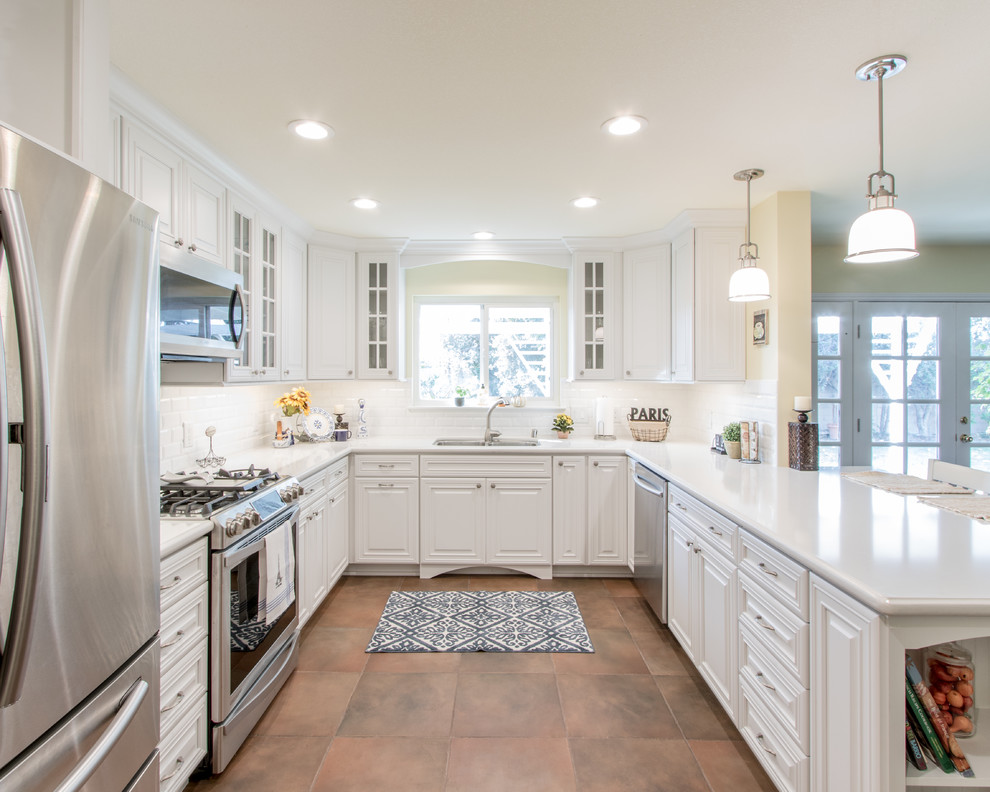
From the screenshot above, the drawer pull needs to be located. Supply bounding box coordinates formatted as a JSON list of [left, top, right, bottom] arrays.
[[378, 483, 394, 488], [160, 756, 185, 783], [756, 734, 777, 757], [693, 547, 701, 554], [161, 690, 185, 713], [755, 671, 776, 691], [333, 469, 344, 477], [755, 615, 775, 632], [160, 575, 182, 591], [685, 540, 694, 548], [758, 562, 778, 577], [161, 629, 185, 648], [708, 526, 723, 537], [378, 464, 395, 470], [675, 503, 687, 511]]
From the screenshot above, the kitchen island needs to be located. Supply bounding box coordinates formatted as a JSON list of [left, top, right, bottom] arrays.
[[164, 438, 990, 791]]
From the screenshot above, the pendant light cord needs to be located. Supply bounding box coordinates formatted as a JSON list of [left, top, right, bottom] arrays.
[[876, 62, 887, 178]]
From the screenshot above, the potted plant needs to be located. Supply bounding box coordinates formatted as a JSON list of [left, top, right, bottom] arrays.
[[723, 422, 741, 459], [453, 386, 469, 407], [552, 413, 575, 439]]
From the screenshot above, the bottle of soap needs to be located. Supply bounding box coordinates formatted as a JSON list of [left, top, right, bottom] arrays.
[[476, 384, 489, 407]]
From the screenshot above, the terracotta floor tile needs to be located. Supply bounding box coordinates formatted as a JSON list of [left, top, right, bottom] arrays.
[[603, 578, 641, 597], [338, 574, 407, 592], [690, 739, 778, 792], [571, 594, 625, 629], [467, 574, 540, 591], [312, 588, 392, 628], [310, 737, 448, 792], [257, 671, 359, 736], [558, 674, 681, 739], [453, 672, 565, 737], [537, 577, 609, 596], [630, 629, 698, 676], [656, 674, 741, 740], [458, 650, 555, 673], [570, 738, 712, 792], [364, 648, 462, 672], [336, 672, 457, 737], [185, 735, 330, 792], [447, 737, 576, 792], [400, 574, 472, 590], [296, 627, 373, 672], [552, 628, 649, 675], [615, 596, 663, 631]]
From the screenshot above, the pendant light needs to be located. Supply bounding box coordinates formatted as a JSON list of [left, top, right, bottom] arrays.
[[728, 168, 771, 302], [845, 55, 919, 264]]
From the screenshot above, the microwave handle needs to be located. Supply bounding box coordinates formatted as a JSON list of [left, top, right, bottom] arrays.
[[231, 283, 246, 350]]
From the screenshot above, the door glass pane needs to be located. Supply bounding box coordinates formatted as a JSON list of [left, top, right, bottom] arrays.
[[872, 317, 902, 356], [971, 317, 990, 356], [817, 316, 840, 356], [971, 362, 990, 399], [907, 361, 939, 399], [907, 404, 939, 442], [818, 360, 840, 399], [907, 447, 938, 478], [871, 361, 904, 399], [972, 448, 990, 470], [972, 404, 990, 442], [872, 445, 904, 474], [818, 403, 841, 441], [872, 403, 904, 443], [819, 446, 840, 469], [906, 317, 939, 356]]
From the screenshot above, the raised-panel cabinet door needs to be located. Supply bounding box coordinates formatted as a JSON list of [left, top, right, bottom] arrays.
[[694, 227, 745, 382], [308, 246, 356, 379], [588, 456, 627, 564], [279, 230, 307, 380], [420, 478, 486, 565], [326, 484, 349, 588], [666, 515, 696, 659], [552, 456, 587, 564], [486, 479, 552, 565], [352, 479, 419, 563], [124, 122, 181, 247], [696, 544, 736, 718], [183, 162, 226, 266], [623, 245, 671, 380], [671, 229, 695, 382]]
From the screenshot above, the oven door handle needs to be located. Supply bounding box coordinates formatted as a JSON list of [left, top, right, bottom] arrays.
[[222, 508, 298, 569]]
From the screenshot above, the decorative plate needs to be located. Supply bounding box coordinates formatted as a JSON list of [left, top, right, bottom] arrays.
[[303, 407, 334, 440]]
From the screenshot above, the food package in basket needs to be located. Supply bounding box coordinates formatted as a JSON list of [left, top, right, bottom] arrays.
[[926, 642, 977, 737]]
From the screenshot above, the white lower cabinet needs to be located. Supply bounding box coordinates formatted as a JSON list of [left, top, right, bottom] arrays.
[[326, 478, 350, 586], [297, 459, 349, 627], [352, 456, 419, 564], [552, 456, 587, 564], [552, 454, 627, 567]]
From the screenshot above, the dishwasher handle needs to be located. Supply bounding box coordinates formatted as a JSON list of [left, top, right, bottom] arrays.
[[633, 475, 666, 499]]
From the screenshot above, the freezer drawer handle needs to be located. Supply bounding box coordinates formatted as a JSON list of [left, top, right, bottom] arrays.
[[52, 679, 149, 792]]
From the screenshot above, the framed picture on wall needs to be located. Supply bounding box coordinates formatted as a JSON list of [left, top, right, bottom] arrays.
[[753, 308, 768, 346]]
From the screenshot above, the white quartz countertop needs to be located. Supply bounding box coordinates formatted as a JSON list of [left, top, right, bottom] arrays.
[[162, 436, 990, 617]]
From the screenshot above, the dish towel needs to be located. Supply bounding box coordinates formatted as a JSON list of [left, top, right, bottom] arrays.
[[263, 522, 295, 625]]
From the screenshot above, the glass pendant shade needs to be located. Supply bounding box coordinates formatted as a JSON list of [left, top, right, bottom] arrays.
[[728, 262, 771, 302], [845, 206, 919, 263]]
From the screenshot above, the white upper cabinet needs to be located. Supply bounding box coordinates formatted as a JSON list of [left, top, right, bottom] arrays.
[[570, 252, 618, 380], [308, 246, 356, 379], [671, 230, 695, 382], [122, 120, 225, 267], [622, 245, 671, 380], [279, 229, 307, 381], [357, 253, 400, 379]]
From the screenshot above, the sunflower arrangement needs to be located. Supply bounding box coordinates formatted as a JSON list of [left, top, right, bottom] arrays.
[[274, 387, 312, 417]]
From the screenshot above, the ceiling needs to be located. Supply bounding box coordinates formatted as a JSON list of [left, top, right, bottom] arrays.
[[109, 0, 990, 247]]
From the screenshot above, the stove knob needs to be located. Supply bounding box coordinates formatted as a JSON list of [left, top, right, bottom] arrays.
[[225, 514, 246, 537], [245, 507, 262, 527], [225, 518, 238, 537], [292, 483, 305, 499], [278, 487, 293, 503]]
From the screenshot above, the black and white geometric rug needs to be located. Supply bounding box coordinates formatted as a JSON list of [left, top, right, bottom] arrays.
[[365, 590, 594, 653]]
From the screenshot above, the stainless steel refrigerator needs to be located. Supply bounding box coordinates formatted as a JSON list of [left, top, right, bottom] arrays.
[[0, 124, 161, 791]]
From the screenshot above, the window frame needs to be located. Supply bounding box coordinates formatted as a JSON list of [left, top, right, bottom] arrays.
[[412, 294, 559, 406]]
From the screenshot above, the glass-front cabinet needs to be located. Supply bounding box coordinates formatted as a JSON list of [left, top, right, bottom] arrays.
[[357, 252, 400, 379], [570, 251, 616, 380]]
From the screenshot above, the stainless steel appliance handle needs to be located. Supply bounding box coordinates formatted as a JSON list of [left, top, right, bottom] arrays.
[[232, 283, 246, 350], [0, 269, 7, 580], [223, 508, 299, 569], [51, 679, 150, 792], [0, 188, 52, 707], [633, 476, 665, 498]]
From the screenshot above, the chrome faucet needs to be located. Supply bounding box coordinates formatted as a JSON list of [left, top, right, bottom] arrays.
[[484, 398, 509, 444]]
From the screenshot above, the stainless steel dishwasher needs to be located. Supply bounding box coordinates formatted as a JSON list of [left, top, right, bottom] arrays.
[[632, 462, 667, 622]]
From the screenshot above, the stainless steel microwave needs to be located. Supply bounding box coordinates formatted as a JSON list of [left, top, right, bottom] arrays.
[[160, 246, 244, 359]]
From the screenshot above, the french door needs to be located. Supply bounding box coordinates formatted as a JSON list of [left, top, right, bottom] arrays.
[[813, 301, 990, 474]]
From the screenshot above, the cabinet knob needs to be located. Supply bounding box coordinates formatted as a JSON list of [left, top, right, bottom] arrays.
[[476, 483, 482, 488], [626, 370, 631, 376], [174, 238, 183, 247], [188, 243, 197, 252], [593, 461, 599, 467], [490, 482, 496, 488], [579, 370, 585, 376], [284, 370, 289, 376], [387, 370, 393, 375], [348, 370, 353, 375], [558, 461, 564, 466]]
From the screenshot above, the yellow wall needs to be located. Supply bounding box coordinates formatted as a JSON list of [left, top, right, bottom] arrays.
[[812, 244, 990, 294]]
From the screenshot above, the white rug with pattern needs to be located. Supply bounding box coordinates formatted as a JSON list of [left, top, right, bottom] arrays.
[[365, 590, 594, 653]]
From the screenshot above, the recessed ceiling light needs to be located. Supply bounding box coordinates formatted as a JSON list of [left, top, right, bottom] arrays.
[[602, 115, 648, 136], [350, 197, 380, 210], [571, 196, 599, 209], [288, 120, 334, 140], [473, 231, 495, 240]]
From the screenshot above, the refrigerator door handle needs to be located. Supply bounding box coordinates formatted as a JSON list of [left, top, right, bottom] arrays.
[[232, 282, 246, 350], [0, 188, 52, 707], [51, 679, 150, 792]]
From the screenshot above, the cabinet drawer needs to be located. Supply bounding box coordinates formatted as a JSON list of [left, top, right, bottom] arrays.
[[325, 457, 349, 487], [159, 635, 208, 740], [740, 531, 809, 620], [668, 485, 737, 560], [353, 455, 419, 476], [158, 690, 208, 792], [739, 621, 809, 754], [160, 582, 208, 674], [160, 537, 208, 612], [738, 573, 809, 686], [299, 470, 328, 501], [420, 455, 551, 477], [738, 679, 809, 792]]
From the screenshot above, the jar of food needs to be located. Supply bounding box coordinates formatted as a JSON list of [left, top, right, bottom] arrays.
[[926, 642, 976, 737]]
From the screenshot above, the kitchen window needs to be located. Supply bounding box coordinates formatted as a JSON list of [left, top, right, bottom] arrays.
[[414, 296, 557, 404]]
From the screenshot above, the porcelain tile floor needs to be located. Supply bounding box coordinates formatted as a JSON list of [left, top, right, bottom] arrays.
[[185, 575, 777, 792]]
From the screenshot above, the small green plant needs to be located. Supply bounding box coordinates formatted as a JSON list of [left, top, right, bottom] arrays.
[[552, 414, 575, 433], [723, 422, 741, 442], [454, 386, 469, 398]]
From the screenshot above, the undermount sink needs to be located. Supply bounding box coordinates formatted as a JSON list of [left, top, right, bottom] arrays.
[[433, 437, 540, 447]]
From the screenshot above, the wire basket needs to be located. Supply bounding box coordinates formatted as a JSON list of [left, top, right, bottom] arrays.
[[628, 419, 670, 442]]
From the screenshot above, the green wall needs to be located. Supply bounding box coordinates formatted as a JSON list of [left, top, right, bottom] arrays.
[[812, 244, 990, 294]]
